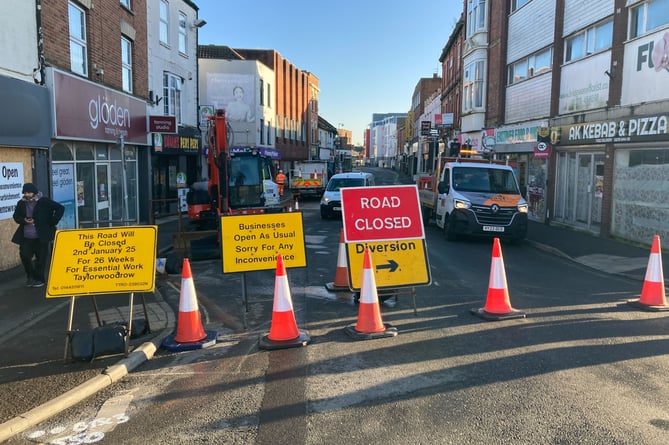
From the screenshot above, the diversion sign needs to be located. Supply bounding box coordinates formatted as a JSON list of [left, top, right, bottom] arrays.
[[47, 226, 157, 298]]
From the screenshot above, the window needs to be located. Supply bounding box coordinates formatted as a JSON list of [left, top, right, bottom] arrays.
[[260, 119, 265, 144], [565, 19, 613, 62], [463, 60, 484, 111], [267, 84, 271, 108], [259, 79, 264, 106], [68, 2, 87, 76], [277, 114, 282, 138], [163, 73, 182, 125], [511, 0, 530, 13], [508, 47, 552, 84], [120, 0, 131, 9], [121, 37, 133, 93], [159, 0, 169, 45], [630, 0, 669, 39], [178, 12, 187, 53], [467, 0, 486, 38]]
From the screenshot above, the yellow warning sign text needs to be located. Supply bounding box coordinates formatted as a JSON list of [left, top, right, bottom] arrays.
[[221, 213, 306, 273], [47, 226, 157, 298]]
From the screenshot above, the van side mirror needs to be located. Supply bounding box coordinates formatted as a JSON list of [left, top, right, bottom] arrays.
[[437, 181, 449, 194]]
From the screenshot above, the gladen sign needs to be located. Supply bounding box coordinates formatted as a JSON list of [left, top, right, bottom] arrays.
[[561, 114, 669, 145], [51, 69, 148, 144]]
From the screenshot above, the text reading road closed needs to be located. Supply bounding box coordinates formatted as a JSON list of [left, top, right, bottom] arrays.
[[47, 226, 157, 298], [342, 185, 425, 242], [221, 213, 306, 273]]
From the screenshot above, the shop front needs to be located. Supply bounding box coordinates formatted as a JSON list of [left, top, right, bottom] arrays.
[[0, 74, 51, 272], [151, 125, 201, 216], [493, 122, 551, 223], [556, 113, 669, 243], [46, 68, 150, 229]]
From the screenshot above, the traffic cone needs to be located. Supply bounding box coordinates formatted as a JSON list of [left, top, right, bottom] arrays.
[[345, 248, 398, 339], [326, 229, 350, 291], [471, 238, 526, 321], [295, 197, 299, 210], [162, 258, 217, 351], [628, 235, 669, 311], [259, 254, 310, 349]]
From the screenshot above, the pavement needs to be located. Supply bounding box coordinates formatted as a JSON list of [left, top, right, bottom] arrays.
[[0, 193, 667, 441]]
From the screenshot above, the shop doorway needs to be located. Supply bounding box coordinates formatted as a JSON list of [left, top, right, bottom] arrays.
[[554, 152, 604, 233]]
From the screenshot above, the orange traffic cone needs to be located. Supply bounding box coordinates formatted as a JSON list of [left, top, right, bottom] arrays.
[[295, 197, 299, 210], [326, 229, 350, 291], [471, 238, 526, 321], [345, 248, 398, 339], [162, 258, 217, 351], [628, 235, 668, 311], [259, 254, 310, 349]]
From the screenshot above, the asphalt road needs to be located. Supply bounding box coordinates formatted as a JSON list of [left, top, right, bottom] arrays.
[[4, 167, 669, 444]]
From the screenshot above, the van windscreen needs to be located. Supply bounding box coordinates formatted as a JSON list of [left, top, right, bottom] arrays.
[[326, 178, 364, 191]]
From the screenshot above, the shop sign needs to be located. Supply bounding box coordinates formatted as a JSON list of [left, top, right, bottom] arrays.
[[50, 69, 148, 145], [149, 116, 176, 133], [153, 126, 201, 155], [560, 114, 669, 145]]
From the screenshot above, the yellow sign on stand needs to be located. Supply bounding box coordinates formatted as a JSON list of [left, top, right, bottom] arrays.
[[346, 238, 431, 290], [221, 212, 306, 273], [47, 226, 157, 298]]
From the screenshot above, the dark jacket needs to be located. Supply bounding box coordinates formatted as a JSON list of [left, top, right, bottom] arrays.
[[12, 195, 65, 244]]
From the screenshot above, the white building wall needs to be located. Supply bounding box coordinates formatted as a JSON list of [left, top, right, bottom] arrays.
[[147, 0, 199, 128], [199, 59, 272, 147], [507, 0, 555, 63], [505, 74, 552, 123], [0, 0, 38, 82], [563, 0, 613, 37]]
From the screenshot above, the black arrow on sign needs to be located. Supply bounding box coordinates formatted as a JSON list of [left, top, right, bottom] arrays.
[[376, 259, 399, 273]]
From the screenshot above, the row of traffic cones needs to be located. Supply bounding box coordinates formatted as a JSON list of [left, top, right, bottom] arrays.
[[163, 233, 667, 352]]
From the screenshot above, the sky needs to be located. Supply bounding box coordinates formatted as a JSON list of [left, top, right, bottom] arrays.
[[196, 1, 462, 146]]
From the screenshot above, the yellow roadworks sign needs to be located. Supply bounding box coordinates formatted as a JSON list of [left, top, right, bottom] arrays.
[[346, 239, 431, 290], [221, 212, 306, 273], [47, 226, 157, 298]]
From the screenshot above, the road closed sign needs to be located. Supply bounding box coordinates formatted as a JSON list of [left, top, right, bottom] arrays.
[[341, 185, 424, 242], [47, 226, 157, 298]]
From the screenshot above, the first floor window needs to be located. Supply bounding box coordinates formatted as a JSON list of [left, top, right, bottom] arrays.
[[163, 73, 182, 125], [463, 60, 484, 111], [121, 37, 133, 93], [68, 1, 87, 76]]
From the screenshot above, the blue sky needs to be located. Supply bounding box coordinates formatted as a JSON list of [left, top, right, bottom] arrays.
[[196, 1, 461, 145]]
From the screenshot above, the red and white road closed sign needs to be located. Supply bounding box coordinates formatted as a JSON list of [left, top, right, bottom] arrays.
[[341, 185, 424, 242]]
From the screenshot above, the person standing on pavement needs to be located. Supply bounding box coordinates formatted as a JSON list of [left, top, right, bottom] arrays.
[[12, 182, 65, 287]]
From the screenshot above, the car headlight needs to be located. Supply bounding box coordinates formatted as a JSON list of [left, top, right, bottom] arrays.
[[321, 197, 330, 204], [454, 199, 471, 209], [517, 203, 529, 213]]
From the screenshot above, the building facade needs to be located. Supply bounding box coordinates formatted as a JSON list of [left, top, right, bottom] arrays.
[[0, 0, 51, 271], [147, 0, 202, 216], [43, 0, 151, 236]]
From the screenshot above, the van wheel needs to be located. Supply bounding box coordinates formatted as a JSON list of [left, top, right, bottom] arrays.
[[443, 215, 458, 241]]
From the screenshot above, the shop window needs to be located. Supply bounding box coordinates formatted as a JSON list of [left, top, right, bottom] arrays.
[[95, 144, 108, 160], [76, 143, 94, 160], [52, 143, 74, 161]]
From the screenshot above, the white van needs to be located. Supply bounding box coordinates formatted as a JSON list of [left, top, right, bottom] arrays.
[[320, 172, 375, 219]]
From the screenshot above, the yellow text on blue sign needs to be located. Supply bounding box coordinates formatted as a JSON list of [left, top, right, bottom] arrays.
[[346, 238, 431, 290], [47, 226, 157, 298], [221, 212, 306, 273]]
